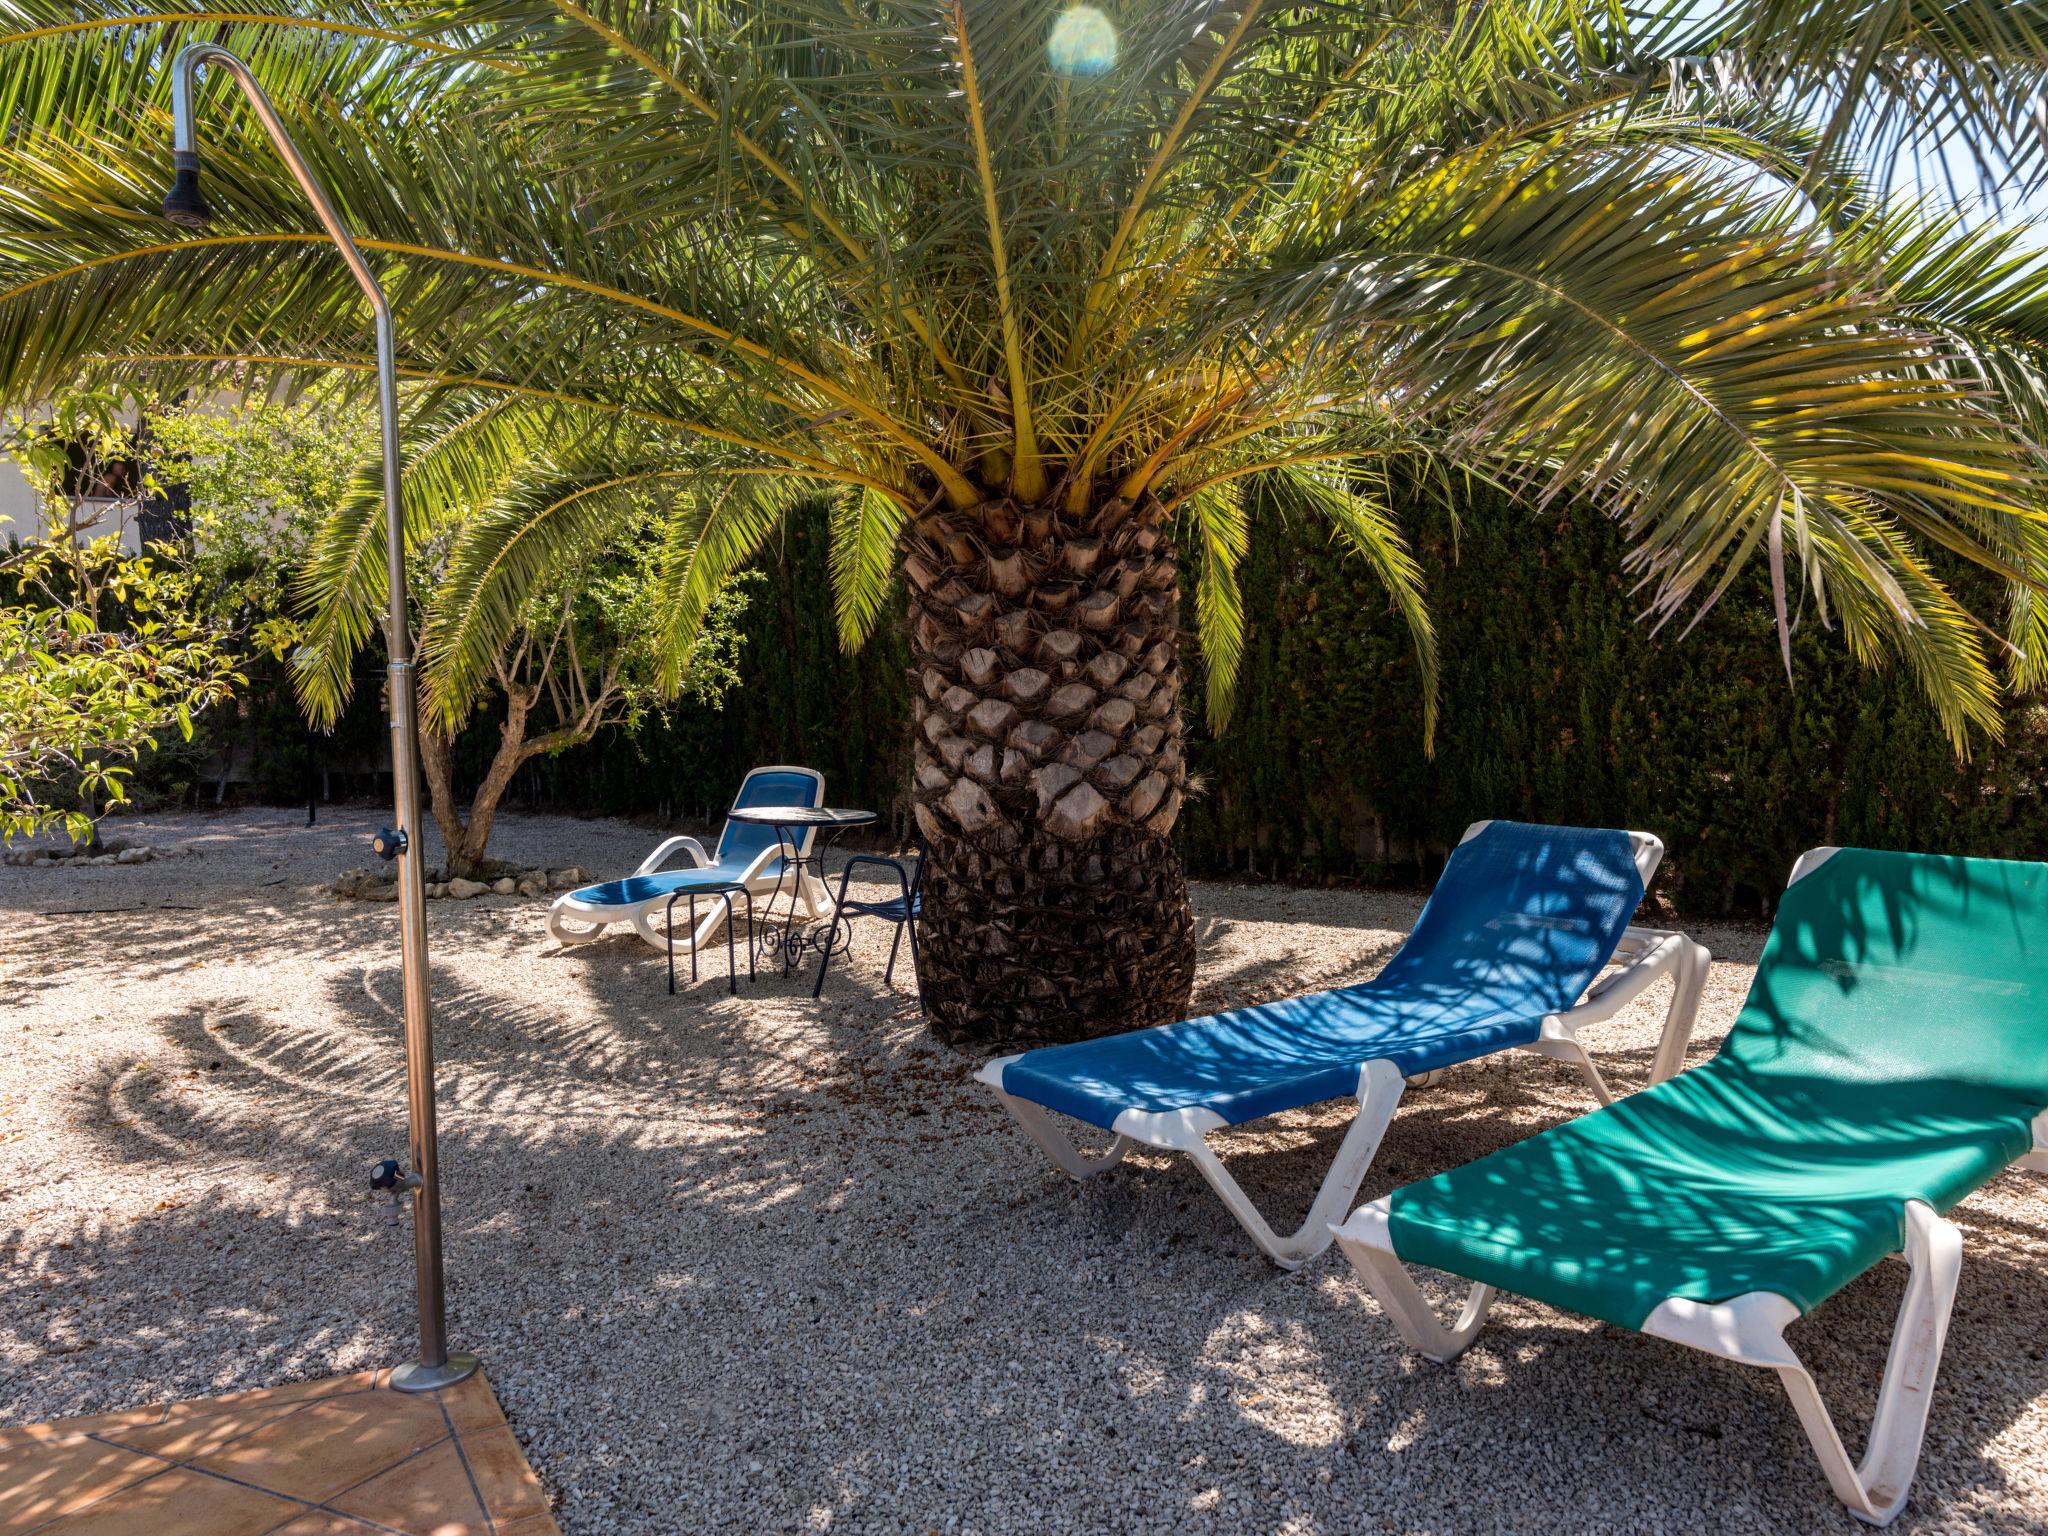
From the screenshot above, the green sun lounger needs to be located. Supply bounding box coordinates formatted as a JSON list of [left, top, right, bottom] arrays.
[[1332, 846, 2048, 1526]]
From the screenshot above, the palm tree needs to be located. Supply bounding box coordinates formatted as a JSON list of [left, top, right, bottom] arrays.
[[2, 1, 2045, 1045]]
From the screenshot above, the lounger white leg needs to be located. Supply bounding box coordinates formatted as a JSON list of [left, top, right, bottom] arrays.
[[993, 1098, 1134, 1175], [1642, 1201, 1963, 1526], [982, 1058, 1408, 1269], [545, 900, 611, 945], [1520, 928, 1713, 1102], [1554, 1038, 1619, 1106], [1330, 1196, 1497, 1360], [1127, 1059, 1408, 1270], [1648, 934, 1713, 1085], [2017, 1110, 2048, 1174]]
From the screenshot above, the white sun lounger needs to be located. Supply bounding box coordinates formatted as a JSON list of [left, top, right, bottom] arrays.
[[546, 765, 826, 953], [1333, 845, 2048, 1524]]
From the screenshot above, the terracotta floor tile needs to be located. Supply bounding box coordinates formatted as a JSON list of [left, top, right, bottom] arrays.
[[190, 1394, 450, 1505], [455, 1425, 551, 1524], [100, 1397, 327, 1463], [263, 1511, 391, 1535], [157, 1375, 379, 1426], [37, 1468, 299, 1536], [4, 1374, 550, 1536], [438, 1375, 505, 1437], [0, 1437, 164, 1534], [329, 1438, 489, 1536], [0, 1408, 168, 1454], [0, 1374, 380, 1459]]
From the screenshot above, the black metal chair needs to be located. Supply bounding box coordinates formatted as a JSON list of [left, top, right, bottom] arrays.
[[810, 849, 923, 1010]]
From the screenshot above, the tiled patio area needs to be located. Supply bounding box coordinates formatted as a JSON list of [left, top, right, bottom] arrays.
[[0, 1368, 557, 1535]]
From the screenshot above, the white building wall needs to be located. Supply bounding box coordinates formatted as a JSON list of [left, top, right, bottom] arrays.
[[0, 456, 39, 548], [1, 388, 248, 553]]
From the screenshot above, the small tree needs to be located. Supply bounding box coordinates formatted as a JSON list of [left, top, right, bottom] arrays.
[[410, 512, 752, 878], [147, 392, 371, 657], [150, 394, 752, 874], [0, 389, 240, 843]]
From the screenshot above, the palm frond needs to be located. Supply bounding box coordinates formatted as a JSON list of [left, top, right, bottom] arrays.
[[649, 470, 817, 692], [1664, 0, 2048, 200], [419, 457, 684, 723], [1181, 476, 1250, 729], [827, 483, 911, 650]]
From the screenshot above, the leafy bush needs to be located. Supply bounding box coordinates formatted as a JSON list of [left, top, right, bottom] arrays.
[[1, 390, 242, 841]]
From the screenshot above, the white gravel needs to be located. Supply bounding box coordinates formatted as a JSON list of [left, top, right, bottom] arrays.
[[2, 805, 2044, 1534]]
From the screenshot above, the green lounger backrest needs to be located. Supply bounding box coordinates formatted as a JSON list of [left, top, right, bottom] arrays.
[[1723, 847, 2048, 1105], [1380, 845, 2048, 1331]]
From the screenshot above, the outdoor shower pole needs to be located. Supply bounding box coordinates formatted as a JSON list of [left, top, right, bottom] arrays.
[[165, 43, 477, 1392]]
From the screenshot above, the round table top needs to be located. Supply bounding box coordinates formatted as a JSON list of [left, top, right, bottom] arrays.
[[727, 804, 877, 828]]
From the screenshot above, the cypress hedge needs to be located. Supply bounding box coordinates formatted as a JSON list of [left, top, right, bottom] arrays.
[[1175, 481, 2048, 912], [198, 487, 2048, 916]]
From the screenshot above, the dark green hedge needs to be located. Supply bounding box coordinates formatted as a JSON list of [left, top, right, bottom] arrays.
[[1175, 482, 2048, 912], [186, 488, 2048, 916]]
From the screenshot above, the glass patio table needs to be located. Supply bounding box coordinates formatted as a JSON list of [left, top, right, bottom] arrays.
[[725, 805, 878, 972]]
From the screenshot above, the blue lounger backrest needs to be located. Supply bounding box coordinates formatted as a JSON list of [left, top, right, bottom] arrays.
[[1374, 820, 1647, 1018], [995, 820, 1652, 1130], [714, 767, 824, 872]]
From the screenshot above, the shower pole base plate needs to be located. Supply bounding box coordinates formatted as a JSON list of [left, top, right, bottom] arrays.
[[389, 1351, 481, 1393]]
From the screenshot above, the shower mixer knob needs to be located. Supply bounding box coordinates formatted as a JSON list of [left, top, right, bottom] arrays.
[[370, 827, 407, 861]]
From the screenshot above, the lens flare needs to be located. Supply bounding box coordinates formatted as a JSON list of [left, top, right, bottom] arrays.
[[1047, 6, 1117, 79]]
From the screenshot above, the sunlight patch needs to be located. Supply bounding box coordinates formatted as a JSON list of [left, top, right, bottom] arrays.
[[1048, 6, 1117, 78]]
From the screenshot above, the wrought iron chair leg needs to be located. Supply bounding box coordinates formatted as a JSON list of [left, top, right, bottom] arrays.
[[722, 892, 736, 995], [666, 897, 677, 996], [740, 890, 755, 981], [810, 862, 855, 999], [885, 921, 904, 985], [904, 906, 925, 1011]]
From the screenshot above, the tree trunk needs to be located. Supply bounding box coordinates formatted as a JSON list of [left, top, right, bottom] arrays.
[[904, 493, 1196, 1047], [417, 692, 533, 879]]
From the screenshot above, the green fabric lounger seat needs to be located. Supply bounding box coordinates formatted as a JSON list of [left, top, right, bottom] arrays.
[[981, 820, 1712, 1268], [1333, 846, 2048, 1526]]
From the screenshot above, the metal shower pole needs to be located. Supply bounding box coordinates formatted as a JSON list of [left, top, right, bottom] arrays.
[[164, 42, 476, 1392]]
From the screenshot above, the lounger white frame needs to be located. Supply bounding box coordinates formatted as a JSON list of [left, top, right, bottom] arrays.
[[1338, 1121, 2048, 1526], [546, 765, 829, 953], [980, 824, 1711, 1269], [1331, 844, 2048, 1526]]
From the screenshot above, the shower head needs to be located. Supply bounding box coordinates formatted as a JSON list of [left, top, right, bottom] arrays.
[[161, 149, 212, 228]]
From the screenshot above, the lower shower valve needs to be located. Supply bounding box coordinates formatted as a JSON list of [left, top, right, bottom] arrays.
[[369, 1157, 421, 1223]]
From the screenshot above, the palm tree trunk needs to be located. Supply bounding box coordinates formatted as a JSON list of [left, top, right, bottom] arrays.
[[905, 493, 1196, 1046]]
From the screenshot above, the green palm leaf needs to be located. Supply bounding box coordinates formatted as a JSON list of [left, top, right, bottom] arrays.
[[0, 0, 2043, 757]]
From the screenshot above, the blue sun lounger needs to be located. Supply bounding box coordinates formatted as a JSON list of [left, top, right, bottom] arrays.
[[979, 820, 1710, 1266], [546, 765, 825, 953]]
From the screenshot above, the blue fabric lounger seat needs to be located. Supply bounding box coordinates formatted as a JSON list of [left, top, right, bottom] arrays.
[[978, 820, 1712, 1267], [545, 765, 825, 953]]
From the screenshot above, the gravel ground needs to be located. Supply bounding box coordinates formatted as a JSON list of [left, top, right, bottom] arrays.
[[2, 805, 2044, 1535]]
